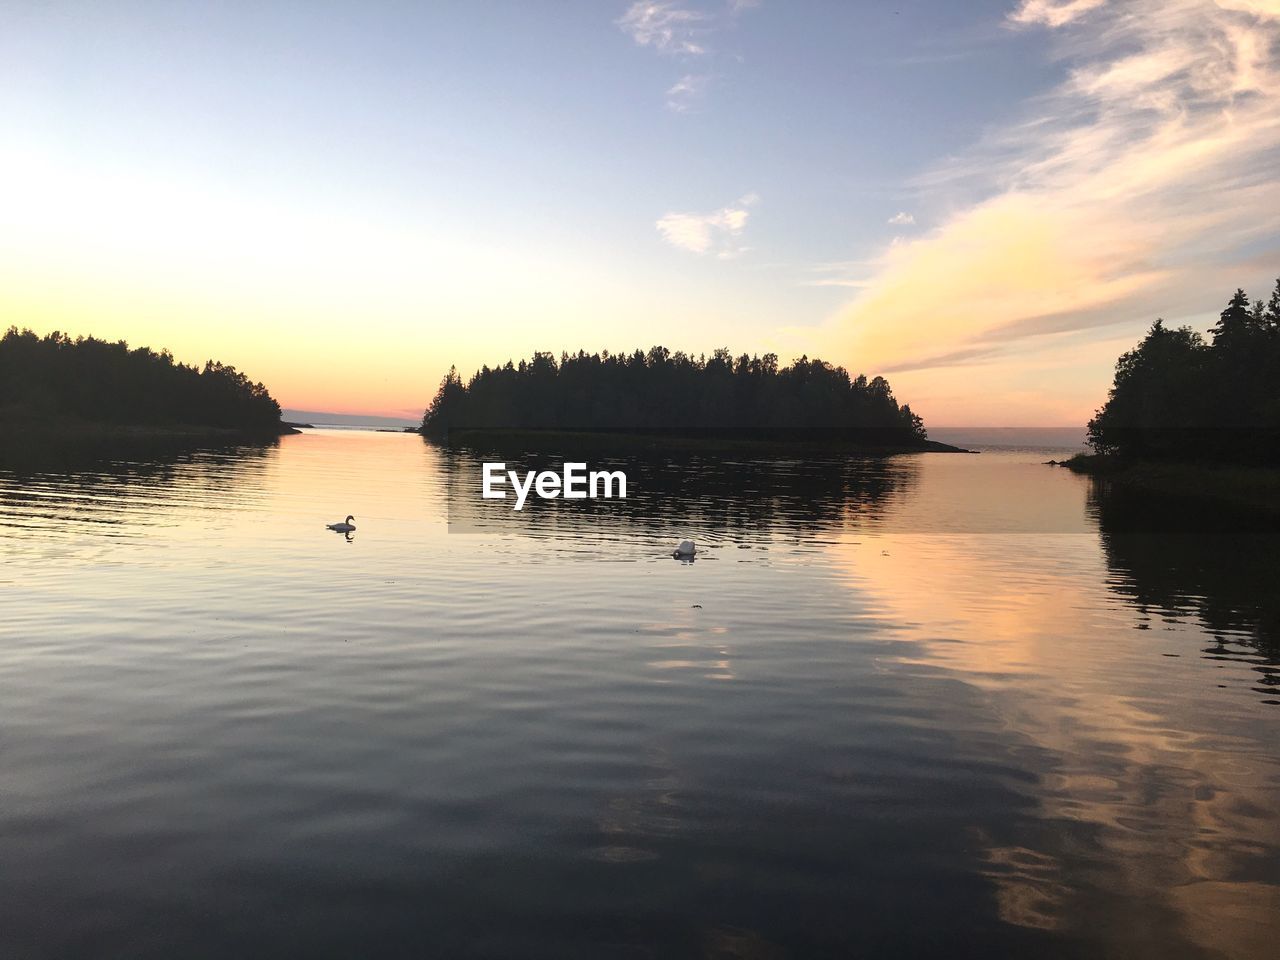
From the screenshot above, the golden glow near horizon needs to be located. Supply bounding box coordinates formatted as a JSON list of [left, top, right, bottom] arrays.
[[0, 144, 782, 418], [831, 526, 1280, 952], [2, 0, 1278, 422]]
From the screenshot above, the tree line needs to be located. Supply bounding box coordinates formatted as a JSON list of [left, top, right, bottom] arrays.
[[1088, 279, 1280, 463], [420, 347, 926, 442], [0, 327, 282, 433]]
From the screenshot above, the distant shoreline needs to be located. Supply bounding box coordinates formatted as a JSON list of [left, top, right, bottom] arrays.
[[425, 427, 972, 455], [1055, 453, 1280, 514]]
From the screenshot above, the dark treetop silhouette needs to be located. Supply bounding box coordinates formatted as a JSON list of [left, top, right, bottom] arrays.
[[420, 347, 927, 445], [0, 327, 284, 436], [1087, 278, 1280, 465]]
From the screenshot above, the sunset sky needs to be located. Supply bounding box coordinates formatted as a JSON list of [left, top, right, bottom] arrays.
[[2, 0, 1278, 424]]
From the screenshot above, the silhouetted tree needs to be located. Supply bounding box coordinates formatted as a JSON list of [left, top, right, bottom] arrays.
[[420, 346, 928, 443], [0, 328, 282, 433], [1088, 278, 1280, 463]]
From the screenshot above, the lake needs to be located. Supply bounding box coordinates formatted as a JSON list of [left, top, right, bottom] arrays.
[[2, 429, 1278, 959]]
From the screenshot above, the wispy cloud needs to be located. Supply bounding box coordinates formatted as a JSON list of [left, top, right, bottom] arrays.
[[887, 211, 916, 225], [618, 2, 712, 56], [666, 73, 711, 112], [825, 0, 1280, 405], [803, 278, 874, 289], [1007, 0, 1108, 28], [657, 193, 759, 257], [619, 1, 761, 110], [797, 259, 879, 289]]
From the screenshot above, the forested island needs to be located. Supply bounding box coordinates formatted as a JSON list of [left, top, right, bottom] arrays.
[[0, 327, 290, 440], [420, 347, 953, 451], [1065, 278, 1280, 510]]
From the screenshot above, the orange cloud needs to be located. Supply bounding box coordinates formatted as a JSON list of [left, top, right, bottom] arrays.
[[820, 0, 1280, 421]]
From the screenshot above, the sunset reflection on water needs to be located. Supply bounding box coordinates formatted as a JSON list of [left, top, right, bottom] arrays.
[[0, 429, 1276, 958]]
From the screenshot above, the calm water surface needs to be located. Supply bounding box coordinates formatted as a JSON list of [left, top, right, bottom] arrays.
[[2, 430, 1278, 958]]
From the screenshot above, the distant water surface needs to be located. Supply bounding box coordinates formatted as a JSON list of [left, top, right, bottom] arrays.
[[1, 429, 1277, 959]]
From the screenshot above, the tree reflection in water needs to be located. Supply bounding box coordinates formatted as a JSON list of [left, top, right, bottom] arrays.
[[1090, 480, 1280, 700], [441, 437, 921, 542]]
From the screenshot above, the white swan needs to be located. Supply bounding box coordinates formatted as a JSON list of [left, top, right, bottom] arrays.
[[673, 539, 696, 558], [327, 515, 356, 532]]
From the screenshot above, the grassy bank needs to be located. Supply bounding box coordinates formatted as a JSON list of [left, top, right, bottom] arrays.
[[1058, 453, 1280, 514], [426, 427, 970, 455]]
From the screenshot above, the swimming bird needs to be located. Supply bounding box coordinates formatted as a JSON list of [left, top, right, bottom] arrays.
[[673, 539, 696, 558], [327, 515, 356, 532]]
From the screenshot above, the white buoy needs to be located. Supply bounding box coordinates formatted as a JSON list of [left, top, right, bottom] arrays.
[[673, 539, 696, 557]]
